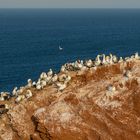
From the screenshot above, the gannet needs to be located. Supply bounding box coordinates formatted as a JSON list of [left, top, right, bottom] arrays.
[[61, 65, 66, 72], [0, 92, 10, 100], [112, 55, 118, 63], [85, 59, 93, 68], [51, 74, 58, 83], [118, 57, 123, 63], [109, 53, 114, 64], [124, 70, 132, 78], [59, 46, 63, 50], [12, 87, 18, 96], [105, 56, 110, 64], [40, 80, 47, 88], [65, 75, 71, 83], [36, 84, 42, 90], [134, 52, 140, 60], [32, 81, 36, 87], [27, 79, 32, 88], [0, 96, 4, 101], [102, 54, 108, 65], [56, 82, 67, 91], [95, 55, 101, 66], [15, 95, 25, 103], [25, 90, 32, 99], [107, 85, 116, 92], [40, 72, 47, 80], [47, 69, 53, 76]]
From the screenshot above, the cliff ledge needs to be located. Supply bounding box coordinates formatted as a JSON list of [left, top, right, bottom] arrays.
[[0, 59, 140, 140]]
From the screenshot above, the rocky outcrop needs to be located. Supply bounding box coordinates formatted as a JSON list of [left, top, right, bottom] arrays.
[[0, 60, 140, 140]]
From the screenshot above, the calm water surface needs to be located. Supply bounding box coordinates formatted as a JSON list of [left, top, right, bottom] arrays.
[[0, 9, 140, 92]]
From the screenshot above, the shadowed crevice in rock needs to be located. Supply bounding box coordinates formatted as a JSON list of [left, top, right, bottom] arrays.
[[31, 115, 52, 140]]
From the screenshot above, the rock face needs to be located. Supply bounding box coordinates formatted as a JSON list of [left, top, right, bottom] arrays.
[[0, 60, 140, 140]]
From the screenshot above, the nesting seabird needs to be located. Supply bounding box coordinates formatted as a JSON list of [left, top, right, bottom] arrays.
[[0, 92, 10, 100], [40, 72, 47, 80], [51, 74, 58, 83], [32, 81, 36, 87], [109, 53, 114, 64], [58, 74, 67, 82], [25, 90, 33, 99], [40, 80, 47, 88], [112, 54, 118, 63], [0, 96, 4, 101], [85, 59, 93, 68], [134, 52, 140, 60], [65, 75, 71, 83], [118, 57, 123, 63], [15, 95, 25, 103], [27, 79, 32, 88], [47, 69, 53, 76], [124, 70, 132, 78], [107, 85, 116, 92], [12, 87, 18, 96], [74, 60, 83, 70], [95, 55, 101, 66], [56, 82, 67, 91], [102, 54, 108, 65], [36, 83, 42, 90], [61, 65, 66, 72]]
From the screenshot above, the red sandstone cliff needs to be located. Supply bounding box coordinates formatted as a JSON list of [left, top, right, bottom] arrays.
[[0, 60, 140, 140]]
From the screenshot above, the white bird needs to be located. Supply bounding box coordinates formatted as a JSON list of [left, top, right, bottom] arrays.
[[59, 46, 63, 50], [0, 96, 4, 101], [59, 84, 67, 91], [65, 75, 71, 83], [58, 74, 67, 82], [125, 57, 131, 61], [12, 87, 18, 96], [40, 80, 47, 88], [40, 72, 47, 80], [85, 59, 93, 68], [105, 56, 110, 64], [118, 57, 123, 63], [102, 54, 108, 65], [25, 90, 33, 99], [0, 92, 10, 100], [107, 85, 116, 92], [18, 87, 25, 94], [32, 81, 36, 87], [47, 69, 53, 76], [56, 82, 67, 91], [27, 79, 32, 88], [124, 70, 132, 78], [51, 74, 58, 83], [61, 65, 66, 72], [36, 84, 42, 90], [46, 75, 52, 83], [5, 104, 9, 109], [74, 60, 83, 70], [112, 55, 118, 63], [15, 95, 25, 103], [95, 55, 101, 66], [134, 52, 139, 60], [109, 53, 114, 64]]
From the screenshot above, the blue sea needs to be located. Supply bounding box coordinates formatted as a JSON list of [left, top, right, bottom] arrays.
[[0, 9, 140, 92]]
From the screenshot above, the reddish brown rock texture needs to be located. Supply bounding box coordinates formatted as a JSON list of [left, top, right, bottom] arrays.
[[0, 60, 140, 140]]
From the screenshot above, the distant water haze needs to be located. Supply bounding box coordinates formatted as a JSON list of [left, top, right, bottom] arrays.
[[0, 0, 140, 8], [0, 9, 140, 92]]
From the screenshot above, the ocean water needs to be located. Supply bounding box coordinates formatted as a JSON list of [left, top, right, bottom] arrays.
[[0, 9, 140, 92]]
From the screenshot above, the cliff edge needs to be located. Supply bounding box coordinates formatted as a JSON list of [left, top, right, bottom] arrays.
[[0, 59, 140, 140]]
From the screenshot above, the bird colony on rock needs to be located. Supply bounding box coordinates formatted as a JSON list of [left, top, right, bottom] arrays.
[[0, 53, 139, 110]]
